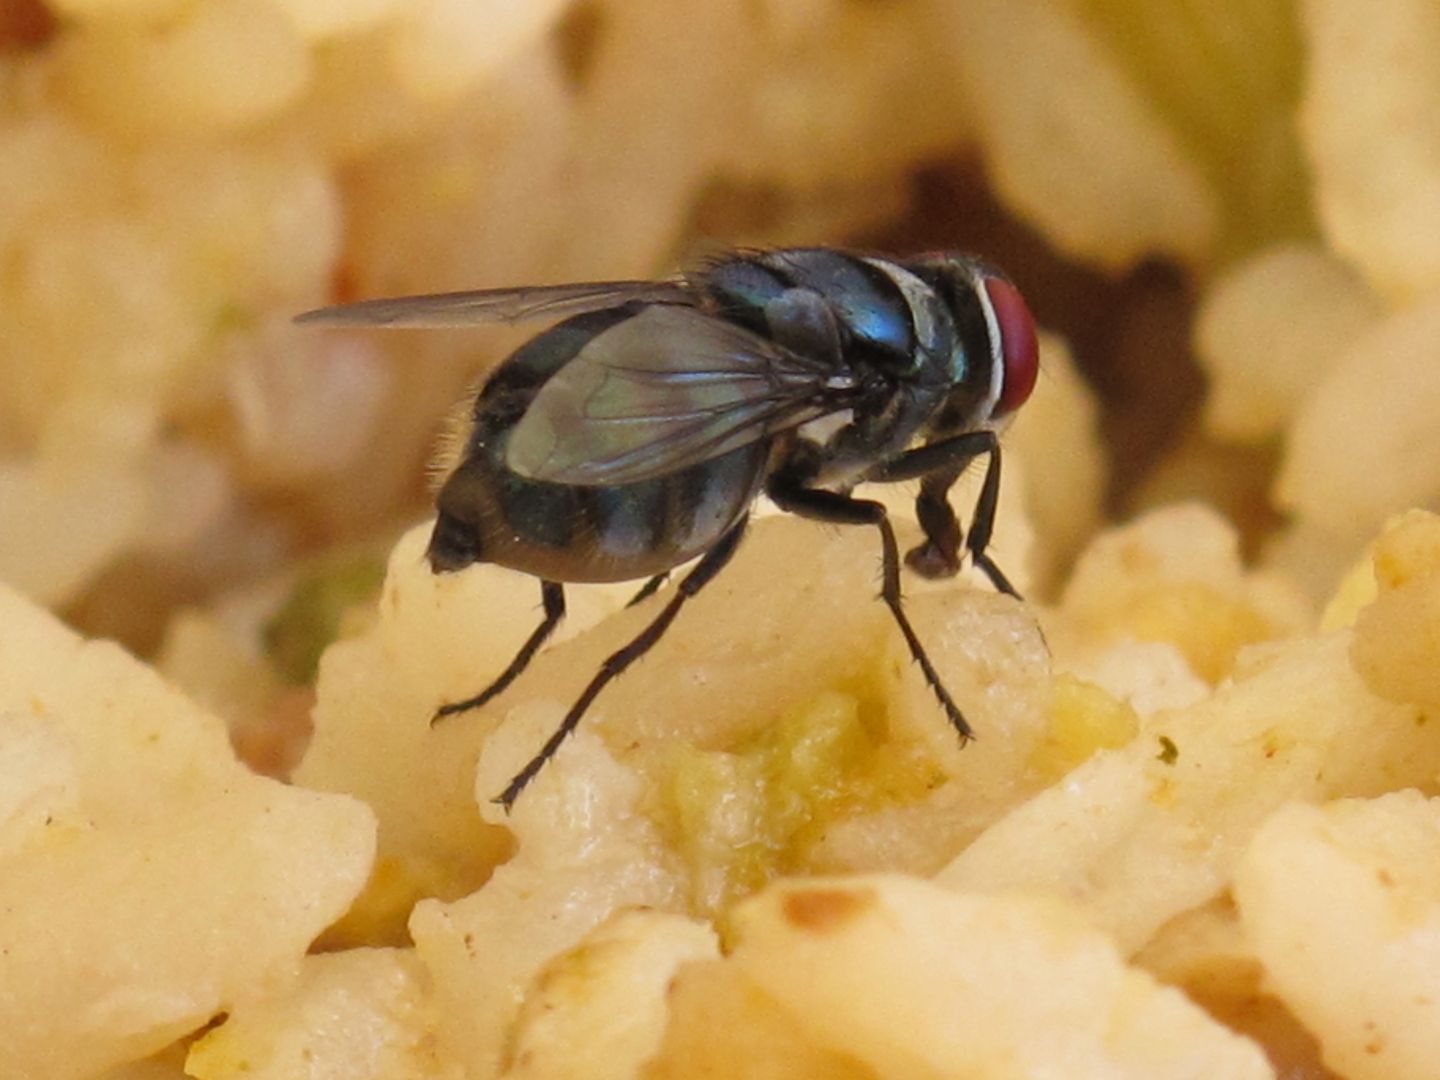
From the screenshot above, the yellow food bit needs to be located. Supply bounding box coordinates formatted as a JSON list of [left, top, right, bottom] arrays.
[[1321, 545, 1379, 631], [1346, 512, 1440, 710], [1352, 579, 1440, 713], [1120, 582, 1276, 683], [1371, 510, 1440, 591], [656, 690, 944, 915], [186, 1034, 251, 1080], [1029, 674, 1140, 781], [317, 852, 495, 949]]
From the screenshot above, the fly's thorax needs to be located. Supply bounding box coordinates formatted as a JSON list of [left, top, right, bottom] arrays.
[[700, 248, 942, 378], [694, 250, 963, 489], [791, 408, 873, 489], [795, 409, 855, 448], [796, 379, 946, 488]]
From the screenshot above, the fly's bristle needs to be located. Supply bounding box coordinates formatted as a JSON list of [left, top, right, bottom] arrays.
[[427, 388, 480, 491]]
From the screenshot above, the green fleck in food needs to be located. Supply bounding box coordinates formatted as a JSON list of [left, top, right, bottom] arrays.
[[263, 549, 386, 685], [1157, 734, 1180, 765]]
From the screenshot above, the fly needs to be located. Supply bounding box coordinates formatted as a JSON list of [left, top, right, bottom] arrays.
[[297, 247, 1040, 809]]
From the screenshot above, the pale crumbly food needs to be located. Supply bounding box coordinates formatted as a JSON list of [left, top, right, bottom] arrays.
[[0, 580, 375, 1079], [7, 0, 1440, 1078]]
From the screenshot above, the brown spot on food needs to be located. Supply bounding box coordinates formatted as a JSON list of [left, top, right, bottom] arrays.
[[782, 887, 874, 933]]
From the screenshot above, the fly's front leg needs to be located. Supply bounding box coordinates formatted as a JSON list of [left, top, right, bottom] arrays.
[[868, 429, 1021, 599], [433, 580, 565, 724], [495, 516, 749, 810], [962, 433, 1020, 598], [766, 478, 974, 744]]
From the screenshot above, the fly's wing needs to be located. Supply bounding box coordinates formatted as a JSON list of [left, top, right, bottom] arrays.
[[506, 304, 855, 486], [294, 279, 693, 328]]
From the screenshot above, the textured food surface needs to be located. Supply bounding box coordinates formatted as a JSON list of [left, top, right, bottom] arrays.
[[4, 1, 1440, 1078]]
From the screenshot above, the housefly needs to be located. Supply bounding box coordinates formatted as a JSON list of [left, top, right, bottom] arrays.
[[298, 247, 1040, 808]]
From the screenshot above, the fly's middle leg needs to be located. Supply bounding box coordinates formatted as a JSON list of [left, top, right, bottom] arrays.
[[765, 478, 974, 745], [494, 516, 749, 810], [433, 579, 566, 724], [867, 429, 1021, 599], [909, 465, 964, 578]]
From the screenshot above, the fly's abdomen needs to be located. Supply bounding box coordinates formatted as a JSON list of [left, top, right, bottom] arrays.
[[428, 306, 769, 581], [431, 438, 766, 583]]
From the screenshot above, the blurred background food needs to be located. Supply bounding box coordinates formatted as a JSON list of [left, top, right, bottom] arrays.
[[7, 0, 1436, 654], [5, 1, 1440, 1077]]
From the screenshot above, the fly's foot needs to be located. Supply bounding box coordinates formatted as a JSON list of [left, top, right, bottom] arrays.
[[905, 540, 961, 579], [432, 692, 492, 726]]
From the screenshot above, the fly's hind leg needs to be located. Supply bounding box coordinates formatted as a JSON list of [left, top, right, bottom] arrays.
[[495, 516, 749, 810], [433, 580, 566, 724], [626, 572, 670, 607], [867, 429, 1021, 599], [766, 478, 974, 745]]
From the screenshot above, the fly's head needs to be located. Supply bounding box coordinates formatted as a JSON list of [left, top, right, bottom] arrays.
[[909, 254, 1039, 435]]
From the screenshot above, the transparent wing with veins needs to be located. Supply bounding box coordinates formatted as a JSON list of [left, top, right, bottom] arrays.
[[506, 304, 857, 487], [294, 279, 694, 328]]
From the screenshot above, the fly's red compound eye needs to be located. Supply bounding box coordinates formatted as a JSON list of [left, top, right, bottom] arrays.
[[983, 276, 1039, 416]]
